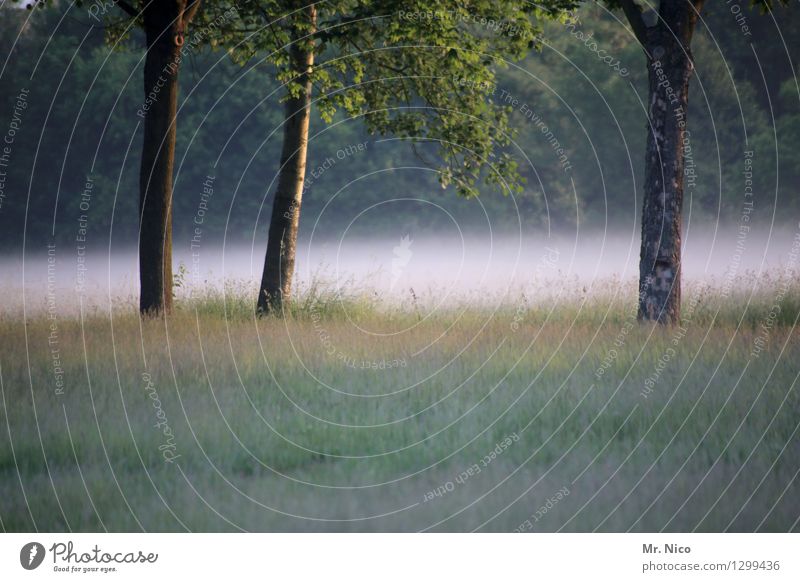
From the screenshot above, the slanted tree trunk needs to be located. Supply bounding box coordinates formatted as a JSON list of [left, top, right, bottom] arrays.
[[138, 1, 199, 316], [622, 0, 703, 324], [257, 4, 317, 316]]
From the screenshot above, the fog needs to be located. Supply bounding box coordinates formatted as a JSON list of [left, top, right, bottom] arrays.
[[5, 226, 799, 315]]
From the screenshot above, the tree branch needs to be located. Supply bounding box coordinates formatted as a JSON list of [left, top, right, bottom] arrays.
[[183, 0, 202, 26], [617, 0, 650, 47]]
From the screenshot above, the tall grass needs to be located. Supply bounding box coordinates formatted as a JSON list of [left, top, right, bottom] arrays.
[[1, 274, 798, 532]]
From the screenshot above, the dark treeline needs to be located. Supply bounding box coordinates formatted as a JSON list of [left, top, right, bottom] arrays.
[[0, 2, 797, 254]]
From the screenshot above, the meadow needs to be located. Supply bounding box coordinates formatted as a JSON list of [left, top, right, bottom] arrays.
[[1, 274, 798, 532]]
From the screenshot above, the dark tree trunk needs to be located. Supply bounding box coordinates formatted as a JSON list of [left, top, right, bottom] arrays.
[[636, 0, 703, 324], [138, 1, 198, 316], [257, 5, 317, 316]]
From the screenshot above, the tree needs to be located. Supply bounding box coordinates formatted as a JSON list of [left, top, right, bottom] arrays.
[[109, 1, 203, 315], [136, 1, 203, 315], [609, 0, 787, 324], [211, 0, 577, 315], [258, 1, 316, 316], [45, 0, 206, 315]]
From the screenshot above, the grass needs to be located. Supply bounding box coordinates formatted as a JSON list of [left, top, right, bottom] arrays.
[[1, 273, 799, 532]]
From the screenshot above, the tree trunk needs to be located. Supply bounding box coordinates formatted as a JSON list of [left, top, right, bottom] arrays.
[[138, 3, 188, 316], [257, 5, 317, 316], [637, 0, 702, 324]]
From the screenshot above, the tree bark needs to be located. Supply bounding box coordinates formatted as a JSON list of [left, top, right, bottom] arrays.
[[257, 4, 317, 316], [138, 1, 198, 316], [635, 0, 702, 324]]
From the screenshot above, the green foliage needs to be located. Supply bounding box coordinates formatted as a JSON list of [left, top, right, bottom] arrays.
[[1, 3, 798, 248], [206, 0, 578, 197]]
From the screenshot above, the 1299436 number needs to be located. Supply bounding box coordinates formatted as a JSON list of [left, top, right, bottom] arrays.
[[734, 560, 780, 571]]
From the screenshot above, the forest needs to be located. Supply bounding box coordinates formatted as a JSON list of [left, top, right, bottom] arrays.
[[1, 1, 797, 251]]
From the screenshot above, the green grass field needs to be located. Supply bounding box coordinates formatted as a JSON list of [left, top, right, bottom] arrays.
[[1, 275, 799, 532]]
